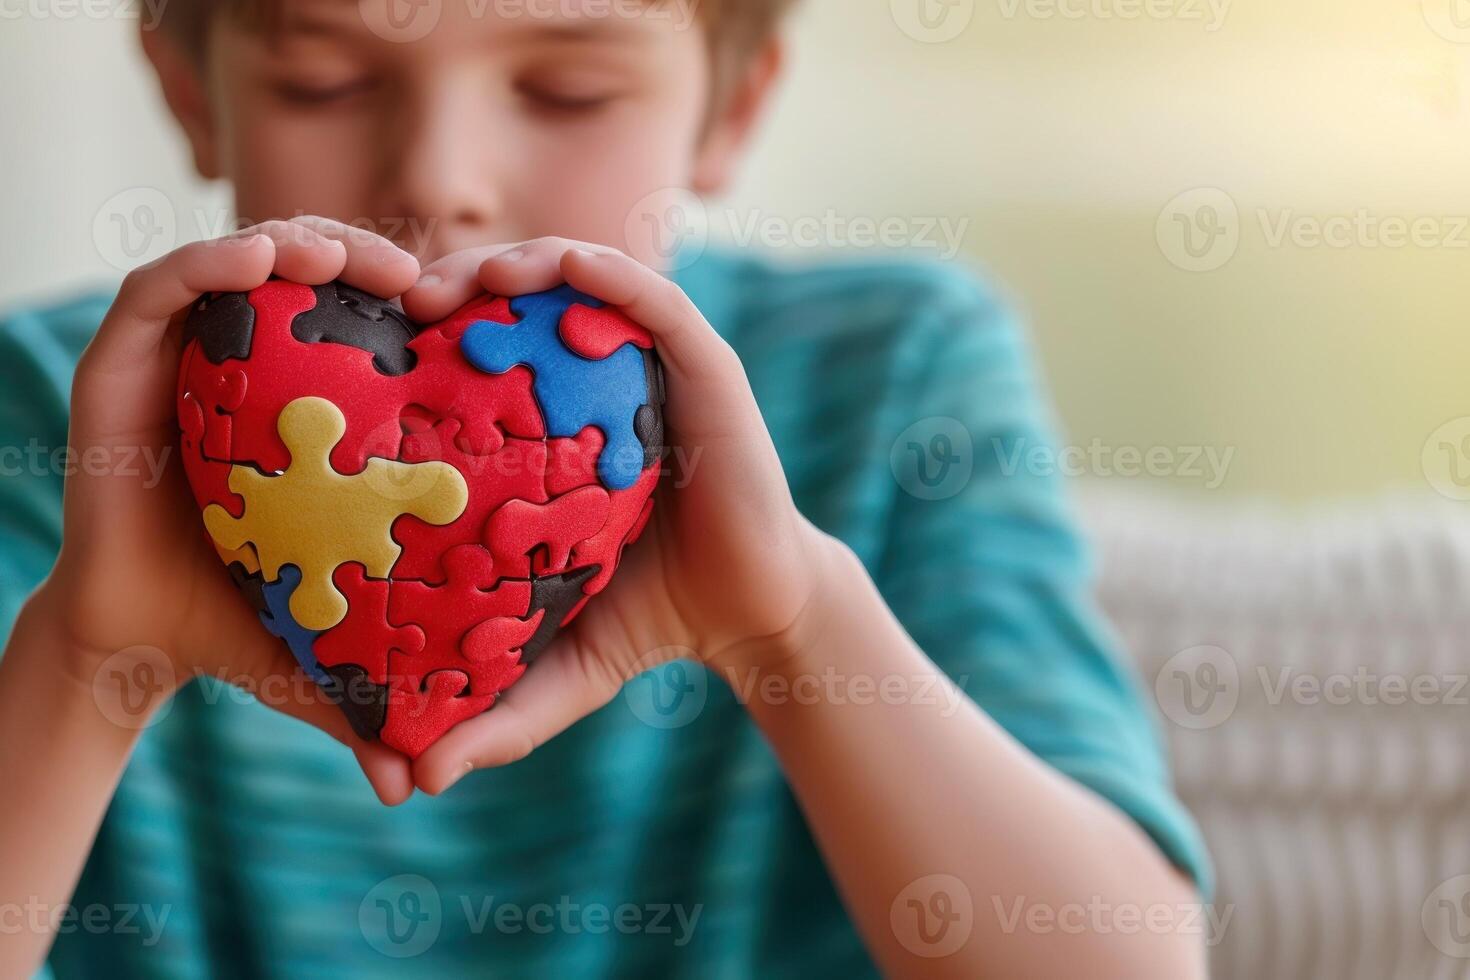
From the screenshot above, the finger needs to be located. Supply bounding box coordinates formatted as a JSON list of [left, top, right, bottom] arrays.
[[72, 236, 277, 446], [558, 248, 738, 384], [86, 234, 276, 369], [285, 216, 420, 298], [410, 635, 632, 794], [401, 243, 524, 323], [240, 219, 348, 286], [475, 237, 621, 300], [559, 248, 770, 448], [353, 741, 417, 806]]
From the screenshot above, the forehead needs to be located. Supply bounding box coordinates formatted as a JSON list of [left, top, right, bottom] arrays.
[[259, 0, 694, 48]]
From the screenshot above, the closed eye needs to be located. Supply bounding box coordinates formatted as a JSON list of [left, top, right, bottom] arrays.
[[516, 82, 622, 115], [276, 77, 379, 106]]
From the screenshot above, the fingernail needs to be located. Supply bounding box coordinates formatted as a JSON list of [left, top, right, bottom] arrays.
[[497, 249, 527, 263], [416, 273, 442, 288], [225, 233, 268, 248], [569, 248, 598, 260]]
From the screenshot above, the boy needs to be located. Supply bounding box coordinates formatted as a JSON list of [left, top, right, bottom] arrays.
[[0, 1, 1211, 976]]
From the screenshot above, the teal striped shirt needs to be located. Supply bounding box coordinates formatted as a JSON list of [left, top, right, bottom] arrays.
[[0, 250, 1210, 977]]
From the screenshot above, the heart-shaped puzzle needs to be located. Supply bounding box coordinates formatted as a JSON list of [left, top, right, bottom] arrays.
[[176, 279, 665, 757]]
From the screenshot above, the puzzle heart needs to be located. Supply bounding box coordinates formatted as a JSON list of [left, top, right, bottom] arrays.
[[176, 279, 665, 757]]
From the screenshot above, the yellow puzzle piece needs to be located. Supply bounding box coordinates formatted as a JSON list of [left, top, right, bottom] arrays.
[[203, 396, 469, 632]]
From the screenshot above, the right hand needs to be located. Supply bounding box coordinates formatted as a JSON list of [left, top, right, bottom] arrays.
[[28, 217, 421, 804]]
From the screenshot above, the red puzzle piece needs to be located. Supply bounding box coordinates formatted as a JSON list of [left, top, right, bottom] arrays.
[[544, 426, 605, 497], [558, 303, 654, 359], [392, 422, 548, 584], [194, 368, 248, 460], [484, 486, 612, 579], [381, 670, 495, 759], [314, 563, 425, 683], [178, 393, 244, 516], [573, 464, 660, 595], [389, 545, 535, 695]]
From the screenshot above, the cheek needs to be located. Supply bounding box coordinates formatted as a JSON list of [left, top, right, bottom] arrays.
[[497, 48, 710, 264], [509, 111, 701, 259]]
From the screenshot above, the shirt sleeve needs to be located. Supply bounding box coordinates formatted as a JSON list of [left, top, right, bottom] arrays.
[[870, 272, 1214, 897], [0, 297, 101, 644]]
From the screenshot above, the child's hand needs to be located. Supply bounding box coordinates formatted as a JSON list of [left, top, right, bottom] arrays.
[[402, 239, 845, 792], [31, 217, 420, 804]]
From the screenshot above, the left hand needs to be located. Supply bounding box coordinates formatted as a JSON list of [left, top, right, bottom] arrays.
[[401, 239, 844, 792]]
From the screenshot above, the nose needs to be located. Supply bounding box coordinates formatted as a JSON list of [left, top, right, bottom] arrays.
[[380, 73, 503, 259]]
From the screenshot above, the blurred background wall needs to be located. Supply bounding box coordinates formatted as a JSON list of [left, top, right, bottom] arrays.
[[1, 0, 1466, 501]]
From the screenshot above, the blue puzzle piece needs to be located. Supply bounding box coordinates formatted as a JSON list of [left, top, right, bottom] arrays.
[[259, 565, 329, 685], [459, 284, 651, 491]]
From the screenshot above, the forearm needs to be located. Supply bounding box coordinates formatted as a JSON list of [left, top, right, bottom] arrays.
[[731, 541, 1206, 980], [0, 589, 160, 977]]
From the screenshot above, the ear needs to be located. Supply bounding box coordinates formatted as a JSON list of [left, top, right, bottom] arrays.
[[691, 36, 785, 196], [139, 25, 221, 180]]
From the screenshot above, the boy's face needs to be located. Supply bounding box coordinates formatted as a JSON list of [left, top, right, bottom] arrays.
[[152, 0, 765, 267]]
